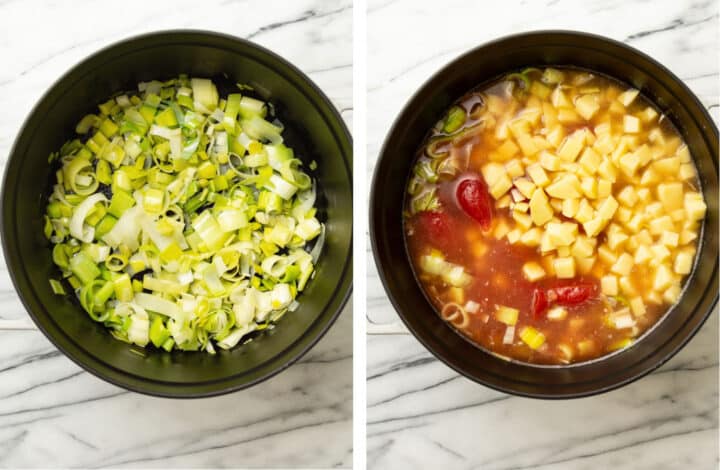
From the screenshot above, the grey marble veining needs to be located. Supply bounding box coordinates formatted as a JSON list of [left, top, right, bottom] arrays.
[[366, 0, 719, 468], [0, 0, 352, 468]]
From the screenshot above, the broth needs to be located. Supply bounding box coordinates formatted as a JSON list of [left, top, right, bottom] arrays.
[[404, 67, 705, 365]]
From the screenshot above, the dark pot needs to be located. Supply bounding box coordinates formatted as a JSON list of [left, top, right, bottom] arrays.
[[370, 31, 717, 398], [1, 30, 352, 398]]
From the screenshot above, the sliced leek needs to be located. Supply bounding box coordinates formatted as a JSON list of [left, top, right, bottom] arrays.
[[45, 76, 323, 353]]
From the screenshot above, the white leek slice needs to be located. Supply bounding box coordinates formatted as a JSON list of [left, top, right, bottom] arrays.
[[133, 292, 182, 321], [69, 194, 107, 242]]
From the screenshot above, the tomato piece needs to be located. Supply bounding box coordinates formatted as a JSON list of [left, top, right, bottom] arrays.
[[456, 177, 493, 230], [549, 283, 596, 306], [531, 288, 548, 318]]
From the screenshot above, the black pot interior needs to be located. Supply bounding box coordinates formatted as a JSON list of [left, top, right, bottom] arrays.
[[371, 31, 718, 398], [2, 31, 352, 397]]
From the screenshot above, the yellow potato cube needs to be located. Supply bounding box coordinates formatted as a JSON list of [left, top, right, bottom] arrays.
[[529, 189, 554, 226], [514, 202, 530, 213], [644, 202, 664, 217], [653, 156, 681, 175], [601, 275, 619, 296], [607, 231, 629, 251], [597, 179, 612, 198], [679, 230, 697, 245], [616, 186, 638, 207], [519, 326, 546, 350], [684, 193, 707, 221], [619, 152, 641, 177], [550, 198, 563, 212], [657, 182, 684, 211], [618, 88, 639, 106], [639, 168, 660, 186], [530, 80, 552, 99], [583, 217, 607, 238], [551, 87, 572, 108], [482, 162, 507, 188], [558, 130, 586, 162], [673, 250, 694, 275], [593, 134, 615, 155], [611, 252, 634, 276], [574, 199, 594, 224], [539, 151, 562, 171], [580, 177, 598, 199], [598, 244, 618, 265], [649, 216, 674, 235], [496, 139, 520, 160], [490, 174, 514, 199], [512, 210, 533, 230], [516, 134, 541, 157], [660, 231, 679, 247], [522, 261, 546, 281], [496, 194, 512, 209], [514, 177, 536, 199], [506, 229, 521, 244], [670, 209, 686, 222], [576, 256, 596, 274], [597, 159, 618, 182], [546, 174, 582, 199], [634, 144, 652, 167], [562, 198, 580, 218], [650, 244, 672, 266], [520, 228, 543, 247], [572, 236, 595, 258], [493, 220, 511, 240], [511, 189, 526, 203], [640, 106, 658, 123], [623, 115, 641, 133], [625, 214, 645, 233], [630, 297, 646, 316], [597, 195, 619, 220], [663, 283, 682, 304], [575, 94, 600, 120], [557, 246, 571, 257], [616, 207, 632, 224], [553, 257, 576, 279], [653, 264, 674, 291], [505, 159, 525, 178], [619, 276, 637, 296], [495, 305, 519, 326], [679, 163, 696, 181], [636, 188, 651, 203], [526, 164, 550, 187], [634, 245, 652, 264], [539, 232, 555, 253], [578, 147, 602, 174]]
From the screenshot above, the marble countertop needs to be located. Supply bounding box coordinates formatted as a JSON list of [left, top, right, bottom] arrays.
[[366, 0, 718, 468], [0, 0, 352, 468]]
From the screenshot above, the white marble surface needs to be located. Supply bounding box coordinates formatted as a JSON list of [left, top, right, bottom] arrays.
[[367, 0, 719, 468], [0, 0, 352, 468]]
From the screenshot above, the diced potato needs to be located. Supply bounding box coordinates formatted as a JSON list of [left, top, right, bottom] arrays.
[[670, 209, 686, 222], [629, 297, 646, 316], [597, 160, 618, 182], [597, 179, 612, 199], [616, 186, 638, 207], [640, 106, 658, 123], [597, 195, 619, 220], [653, 264, 674, 291], [551, 87, 572, 108], [553, 257, 576, 278], [513, 177, 536, 199], [674, 250, 694, 275], [571, 236, 595, 258], [546, 222, 578, 247], [649, 215, 674, 235], [495, 305, 520, 326], [640, 167, 660, 186], [618, 88, 639, 106], [530, 80, 552, 99], [529, 188, 553, 226], [526, 164, 550, 187], [580, 177, 598, 199], [506, 229, 521, 244], [601, 275, 619, 295], [448, 287, 465, 304], [583, 217, 608, 238], [679, 230, 697, 245], [619, 152, 641, 177], [623, 115, 641, 133], [516, 134, 541, 157], [520, 228, 543, 247], [685, 193, 707, 221], [489, 173, 513, 199], [539, 151, 562, 171], [511, 188, 525, 203], [557, 246, 571, 257], [650, 244, 671, 267], [653, 156, 681, 175], [519, 326, 546, 350], [634, 245, 652, 264], [660, 231, 679, 247], [496, 194, 512, 209], [493, 219, 511, 239], [657, 182, 683, 211], [597, 244, 618, 265], [575, 94, 600, 120], [522, 261, 546, 281], [559, 198, 578, 218], [514, 202, 529, 213], [576, 256, 596, 274], [679, 163, 696, 181], [611, 252, 634, 276], [505, 159, 525, 178], [607, 231, 628, 251], [557, 130, 585, 162], [482, 162, 507, 188], [512, 210, 533, 230], [578, 147, 601, 174], [645, 290, 662, 305], [547, 306, 568, 321], [663, 283, 682, 304], [546, 174, 582, 199], [619, 276, 637, 296], [593, 134, 615, 155], [644, 202, 663, 218], [577, 339, 596, 356], [625, 214, 645, 232], [574, 199, 594, 224], [496, 139, 520, 160]]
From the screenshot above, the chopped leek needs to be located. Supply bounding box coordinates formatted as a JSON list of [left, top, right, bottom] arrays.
[[45, 76, 323, 353]]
